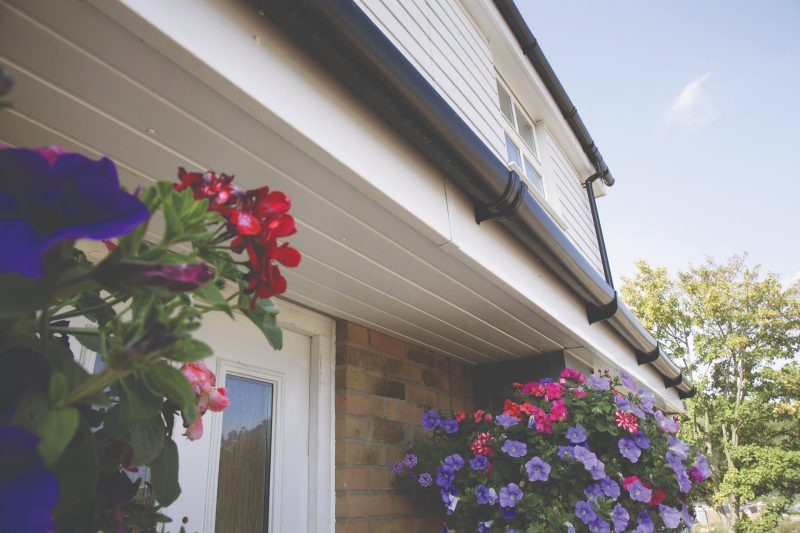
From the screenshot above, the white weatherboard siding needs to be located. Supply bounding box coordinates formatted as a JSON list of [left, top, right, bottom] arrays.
[[355, 0, 506, 160], [0, 0, 681, 410]]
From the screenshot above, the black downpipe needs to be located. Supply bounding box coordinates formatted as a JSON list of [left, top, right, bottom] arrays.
[[584, 173, 614, 288], [252, 0, 694, 399]]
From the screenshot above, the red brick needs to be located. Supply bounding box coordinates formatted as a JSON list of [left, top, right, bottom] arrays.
[[336, 467, 369, 491], [422, 369, 450, 391], [384, 399, 423, 424], [368, 467, 392, 490], [338, 494, 390, 517], [336, 441, 388, 466], [336, 415, 369, 439], [384, 358, 422, 383], [337, 321, 370, 346], [404, 383, 437, 408], [371, 518, 412, 533], [337, 392, 385, 417], [338, 345, 385, 372], [389, 494, 416, 515], [368, 330, 406, 357], [406, 346, 437, 368], [370, 418, 406, 444], [335, 521, 369, 533]]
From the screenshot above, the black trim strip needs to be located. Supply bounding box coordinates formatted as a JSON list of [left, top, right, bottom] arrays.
[[252, 0, 694, 399], [635, 345, 660, 365]]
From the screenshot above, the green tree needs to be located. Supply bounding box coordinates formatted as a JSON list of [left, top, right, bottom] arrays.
[[621, 256, 800, 529]]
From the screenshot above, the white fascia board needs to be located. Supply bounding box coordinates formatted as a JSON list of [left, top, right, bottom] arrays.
[[462, 1, 597, 183], [443, 182, 682, 412], [93, 0, 452, 246]]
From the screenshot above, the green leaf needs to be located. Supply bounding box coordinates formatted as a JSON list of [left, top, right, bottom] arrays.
[[239, 302, 283, 350], [48, 372, 69, 405], [0, 274, 52, 318], [121, 375, 164, 420], [11, 394, 79, 465], [51, 419, 98, 525], [150, 439, 181, 506], [73, 331, 102, 353], [146, 364, 197, 424], [128, 415, 165, 465], [166, 338, 213, 363]]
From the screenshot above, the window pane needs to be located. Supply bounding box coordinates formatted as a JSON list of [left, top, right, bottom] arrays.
[[497, 82, 514, 125], [505, 134, 522, 167], [524, 158, 544, 194], [515, 106, 536, 154], [215, 376, 274, 533]]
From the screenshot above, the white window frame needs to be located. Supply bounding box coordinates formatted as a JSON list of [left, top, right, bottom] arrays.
[[496, 76, 545, 196]]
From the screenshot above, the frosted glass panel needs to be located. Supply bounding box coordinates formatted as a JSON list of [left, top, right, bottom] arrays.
[[215, 376, 274, 533]]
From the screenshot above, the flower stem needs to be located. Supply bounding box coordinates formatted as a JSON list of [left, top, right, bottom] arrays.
[[64, 367, 126, 405], [48, 326, 100, 335]]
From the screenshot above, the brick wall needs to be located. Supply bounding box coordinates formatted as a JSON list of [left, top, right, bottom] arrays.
[[335, 321, 474, 533]]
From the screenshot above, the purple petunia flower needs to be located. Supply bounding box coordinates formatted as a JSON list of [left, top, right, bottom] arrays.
[[659, 505, 681, 529], [506, 530, 519, 533], [573, 445, 598, 467], [418, 473, 432, 487], [600, 477, 620, 499], [654, 410, 679, 433], [478, 522, 492, 533], [558, 445, 576, 461], [693, 453, 711, 480], [0, 427, 59, 533], [587, 374, 610, 390], [501, 439, 527, 458], [500, 506, 517, 519], [0, 147, 149, 278], [676, 469, 692, 493], [584, 484, 603, 501], [567, 523, 577, 533], [667, 437, 690, 460], [444, 492, 459, 515], [619, 370, 638, 391], [666, 452, 685, 474], [435, 467, 454, 488], [633, 432, 650, 450], [499, 483, 523, 508], [589, 461, 607, 480], [637, 387, 655, 414], [540, 377, 554, 384], [391, 461, 404, 473], [565, 426, 587, 444], [495, 413, 519, 428], [680, 503, 695, 527], [475, 484, 498, 505], [422, 410, 441, 430], [611, 503, 629, 532], [443, 454, 464, 471], [627, 481, 652, 503], [614, 395, 633, 412], [619, 438, 641, 463], [440, 418, 459, 434], [575, 500, 597, 524], [525, 456, 551, 481], [588, 518, 611, 533], [470, 455, 489, 471], [634, 510, 654, 533], [403, 454, 418, 469]]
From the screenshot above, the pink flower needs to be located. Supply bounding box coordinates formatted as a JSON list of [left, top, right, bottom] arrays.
[[573, 388, 587, 399], [520, 381, 544, 397], [204, 387, 231, 412], [549, 399, 568, 422], [185, 416, 204, 441], [544, 382, 563, 402], [560, 368, 586, 384], [181, 360, 216, 394], [615, 411, 639, 433]]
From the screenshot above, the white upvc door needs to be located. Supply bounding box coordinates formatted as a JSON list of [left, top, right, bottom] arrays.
[[76, 301, 335, 533], [166, 302, 335, 533]]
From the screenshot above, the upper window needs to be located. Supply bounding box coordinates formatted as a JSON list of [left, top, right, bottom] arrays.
[[496, 79, 544, 195]]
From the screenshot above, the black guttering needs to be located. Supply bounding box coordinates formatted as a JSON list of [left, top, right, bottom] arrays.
[[253, 0, 695, 399]]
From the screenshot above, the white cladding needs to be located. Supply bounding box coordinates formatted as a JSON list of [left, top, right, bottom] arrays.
[[354, 0, 603, 272]]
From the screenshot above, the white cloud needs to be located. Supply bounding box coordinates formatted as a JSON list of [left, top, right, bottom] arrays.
[[665, 73, 719, 129], [782, 269, 800, 288]]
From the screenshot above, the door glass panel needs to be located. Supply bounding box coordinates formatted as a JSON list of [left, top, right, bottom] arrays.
[[215, 376, 274, 533]]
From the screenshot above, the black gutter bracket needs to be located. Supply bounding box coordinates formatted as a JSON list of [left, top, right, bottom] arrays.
[[586, 292, 618, 324], [662, 371, 683, 389], [635, 343, 660, 365], [678, 385, 697, 399], [475, 170, 527, 224]]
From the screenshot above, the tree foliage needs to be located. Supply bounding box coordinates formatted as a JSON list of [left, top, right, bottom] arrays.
[[621, 256, 800, 527]]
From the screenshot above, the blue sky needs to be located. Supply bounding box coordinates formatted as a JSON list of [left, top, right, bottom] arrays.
[[519, 1, 800, 284]]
